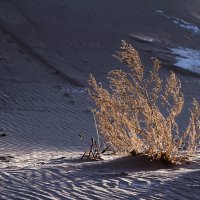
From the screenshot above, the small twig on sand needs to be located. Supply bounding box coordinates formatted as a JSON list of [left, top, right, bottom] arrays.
[[0, 155, 14, 162], [81, 138, 116, 160], [81, 137, 101, 160], [101, 146, 111, 154]]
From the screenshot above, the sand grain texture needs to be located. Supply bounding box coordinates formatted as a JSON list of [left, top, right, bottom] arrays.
[[0, 0, 200, 199]]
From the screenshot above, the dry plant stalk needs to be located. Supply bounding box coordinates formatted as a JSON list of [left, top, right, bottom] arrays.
[[88, 41, 200, 164], [81, 137, 114, 160], [81, 137, 101, 160]]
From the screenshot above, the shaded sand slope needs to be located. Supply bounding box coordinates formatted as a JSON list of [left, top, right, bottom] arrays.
[[0, 0, 200, 199], [0, 0, 200, 84]]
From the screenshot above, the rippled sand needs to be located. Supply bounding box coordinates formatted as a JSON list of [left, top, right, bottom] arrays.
[[0, 0, 200, 199]]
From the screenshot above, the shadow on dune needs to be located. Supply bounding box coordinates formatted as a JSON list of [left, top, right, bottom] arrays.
[[49, 150, 200, 173], [63, 155, 200, 199]]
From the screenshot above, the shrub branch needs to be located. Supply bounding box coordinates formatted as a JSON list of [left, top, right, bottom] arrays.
[[88, 41, 200, 164]]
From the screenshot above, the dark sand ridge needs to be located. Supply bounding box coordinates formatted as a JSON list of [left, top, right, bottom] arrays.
[[0, 0, 200, 199]]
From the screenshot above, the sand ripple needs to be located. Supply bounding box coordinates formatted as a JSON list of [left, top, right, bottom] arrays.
[[0, 155, 200, 199]]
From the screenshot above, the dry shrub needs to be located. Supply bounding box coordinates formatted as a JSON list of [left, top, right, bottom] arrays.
[[88, 41, 200, 164]]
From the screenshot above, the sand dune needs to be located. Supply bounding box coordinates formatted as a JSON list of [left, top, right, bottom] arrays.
[[1, 154, 200, 199], [0, 0, 200, 199]]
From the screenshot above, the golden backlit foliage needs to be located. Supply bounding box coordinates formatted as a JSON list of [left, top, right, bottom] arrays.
[[88, 41, 200, 164]]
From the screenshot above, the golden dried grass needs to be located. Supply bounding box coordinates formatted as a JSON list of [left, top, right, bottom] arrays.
[[88, 41, 200, 164]]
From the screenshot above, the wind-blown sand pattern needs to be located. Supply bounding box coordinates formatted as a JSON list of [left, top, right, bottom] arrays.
[[0, 0, 200, 199]]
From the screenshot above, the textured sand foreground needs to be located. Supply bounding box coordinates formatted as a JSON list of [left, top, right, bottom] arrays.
[[0, 0, 200, 199]]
